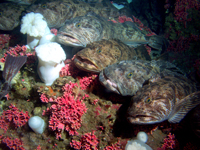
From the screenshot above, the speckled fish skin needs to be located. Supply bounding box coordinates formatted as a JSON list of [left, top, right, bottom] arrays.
[[56, 12, 167, 50], [127, 75, 200, 124], [5, 0, 36, 5], [27, 0, 120, 28], [99, 59, 180, 96], [73, 39, 151, 73], [190, 104, 200, 138], [0, 3, 26, 31], [77, 0, 102, 3]]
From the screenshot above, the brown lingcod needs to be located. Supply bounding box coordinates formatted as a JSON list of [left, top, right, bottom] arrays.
[[27, 0, 120, 28], [74, 39, 151, 73], [0, 3, 27, 31], [56, 12, 168, 51], [5, 0, 36, 5], [189, 104, 200, 138], [99, 60, 183, 96], [127, 75, 200, 124]]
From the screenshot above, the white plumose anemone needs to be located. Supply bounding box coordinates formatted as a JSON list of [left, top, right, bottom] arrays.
[[28, 116, 46, 134], [125, 132, 152, 150], [20, 12, 54, 49], [35, 42, 66, 86], [125, 140, 152, 150], [137, 131, 148, 143]]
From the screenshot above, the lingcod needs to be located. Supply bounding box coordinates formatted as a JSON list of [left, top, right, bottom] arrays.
[[127, 75, 200, 124], [56, 12, 168, 51], [189, 104, 200, 138], [4, 0, 36, 5], [27, 0, 120, 28], [74, 39, 151, 73], [0, 3, 27, 31], [99, 59, 183, 96]]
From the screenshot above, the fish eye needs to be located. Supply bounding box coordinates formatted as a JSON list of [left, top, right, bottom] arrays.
[[126, 72, 133, 79], [97, 49, 102, 53], [145, 97, 151, 103], [75, 23, 81, 28], [41, 4, 47, 8]]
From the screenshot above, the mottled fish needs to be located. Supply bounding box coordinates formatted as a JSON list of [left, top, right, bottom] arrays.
[[4, 0, 36, 5], [127, 75, 200, 124], [27, 0, 119, 28], [99, 59, 182, 96], [189, 104, 200, 138], [74, 39, 151, 73], [0, 3, 26, 31], [77, 0, 103, 3], [56, 12, 167, 51], [0, 54, 27, 99]]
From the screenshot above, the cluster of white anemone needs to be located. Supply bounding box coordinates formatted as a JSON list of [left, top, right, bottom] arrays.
[[21, 13, 152, 148], [21, 12, 67, 134], [20, 12, 66, 86]]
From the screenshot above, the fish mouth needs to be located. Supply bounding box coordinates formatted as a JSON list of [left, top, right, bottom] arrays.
[[99, 70, 120, 94], [57, 32, 84, 47], [74, 56, 100, 73], [127, 114, 159, 124]]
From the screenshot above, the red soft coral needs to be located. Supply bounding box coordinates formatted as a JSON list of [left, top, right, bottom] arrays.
[[42, 82, 88, 139], [0, 104, 30, 131]]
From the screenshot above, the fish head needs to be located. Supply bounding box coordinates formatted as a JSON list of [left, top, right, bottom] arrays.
[[0, 3, 23, 30], [27, 1, 70, 28], [99, 60, 154, 96], [127, 85, 172, 124], [56, 15, 103, 47], [74, 39, 123, 73]]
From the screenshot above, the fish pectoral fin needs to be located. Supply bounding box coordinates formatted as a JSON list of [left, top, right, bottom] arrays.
[[3, 54, 27, 82], [168, 91, 200, 123], [145, 35, 169, 51]]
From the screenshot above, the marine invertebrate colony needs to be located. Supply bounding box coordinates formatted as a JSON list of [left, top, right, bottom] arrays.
[[35, 42, 66, 86], [41, 82, 88, 139], [28, 116, 46, 134], [0, 104, 30, 131], [20, 12, 54, 49]]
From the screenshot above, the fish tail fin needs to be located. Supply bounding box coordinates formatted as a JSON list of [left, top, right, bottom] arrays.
[[3, 54, 27, 83], [146, 35, 169, 51], [168, 91, 200, 123]]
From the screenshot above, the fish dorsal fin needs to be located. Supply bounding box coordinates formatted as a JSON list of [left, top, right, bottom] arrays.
[[168, 91, 200, 123], [123, 21, 141, 31], [85, 11, 107, 22], [85, 11, 99, 17]]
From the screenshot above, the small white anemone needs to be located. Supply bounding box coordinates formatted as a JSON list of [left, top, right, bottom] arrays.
[[125, 131, 152, 150], [125, 139, 152, 150], [28, 116, 46, 134], [137, 131, 148, 143]]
